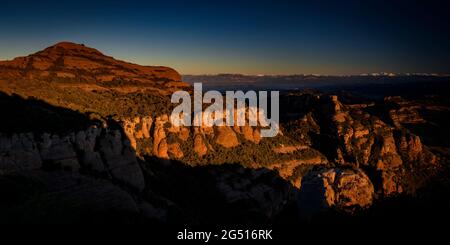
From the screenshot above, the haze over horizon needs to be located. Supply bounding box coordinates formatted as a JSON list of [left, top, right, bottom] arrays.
[[1, 0, 449, 75]]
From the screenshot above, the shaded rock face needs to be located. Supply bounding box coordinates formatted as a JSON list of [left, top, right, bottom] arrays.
[[145, 161, 296, 224], [298, 168, 374, 215], [74, 128, 105, 172], [97, 129, 145, 190], [0, 126, 145, 191], [0, 133, 42, 174], [0, 171, 142, 224], [213, 167, 293, 222], [0, 91, 305, 224], [0, 119, 296, 224]]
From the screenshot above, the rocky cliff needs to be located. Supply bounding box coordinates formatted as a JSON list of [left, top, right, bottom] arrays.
[[282, 93, 439, 199], [0, 43, 447, 224]]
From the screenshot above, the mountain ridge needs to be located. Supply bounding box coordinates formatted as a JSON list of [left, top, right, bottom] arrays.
[[0, 42, 190, 120], [0, 41, 186, 88]]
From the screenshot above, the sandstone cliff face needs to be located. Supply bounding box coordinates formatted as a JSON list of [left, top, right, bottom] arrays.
[[118, 112, 328, 189], [109, 92, 440, 210], [299, 168, 374, 214], [0, 91, 440, 219], [330, 97, 436, 196], [0, 126, 146, 191], [282, 93, 439, 199], [384, 96, 427, 128]]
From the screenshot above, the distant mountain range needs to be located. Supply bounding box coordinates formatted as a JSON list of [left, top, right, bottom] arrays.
[[183, 73, 450, 90]]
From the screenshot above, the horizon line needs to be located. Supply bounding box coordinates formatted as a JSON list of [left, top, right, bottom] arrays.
[[181, 72, 450, 77]]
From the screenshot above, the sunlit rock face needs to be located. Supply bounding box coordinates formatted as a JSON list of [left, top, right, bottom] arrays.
[[287, 94, 439, 196], [0, 42, 446, 224], [298, 168, 374, 215], [0, 42, 183, 86]]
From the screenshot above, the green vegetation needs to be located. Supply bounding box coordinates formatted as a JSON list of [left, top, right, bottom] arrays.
[[171, 129, 326, 170], [3, 79, 175, 123]]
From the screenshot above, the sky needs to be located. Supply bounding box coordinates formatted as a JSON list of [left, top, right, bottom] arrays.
[[0, 0, 449, 75]]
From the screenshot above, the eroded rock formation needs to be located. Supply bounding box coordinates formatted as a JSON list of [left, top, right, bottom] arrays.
[[0, 42, 446, 223], [298, 168, 374, 214]]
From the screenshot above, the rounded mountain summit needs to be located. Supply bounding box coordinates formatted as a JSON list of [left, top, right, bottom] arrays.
[[0, 42, 190, 119], [0, 41, 187, 90]]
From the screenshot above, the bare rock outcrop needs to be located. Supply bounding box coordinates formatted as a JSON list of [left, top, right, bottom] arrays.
[[97, 129, 146, 191], [74, 127, 105, 172], [0, 133, 42, 174], [384, 96, 426, 128], [298, 168, 374, 215], [267, 156, 328, 188], [153, 115, 169, 159], [122, 116, 153, 152], [214, 167, 293, 221], [38, 133, 79, 171], [193, 134, 208, 157], [168, 143, 184, 159], [241, 125, 261, 144], [215, 126, 239, 148], [309, 95, 438, 196], [0, 126, 146, 192]]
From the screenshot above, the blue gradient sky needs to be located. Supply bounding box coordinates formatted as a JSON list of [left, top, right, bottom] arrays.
[[0, 0, 449, 75]]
